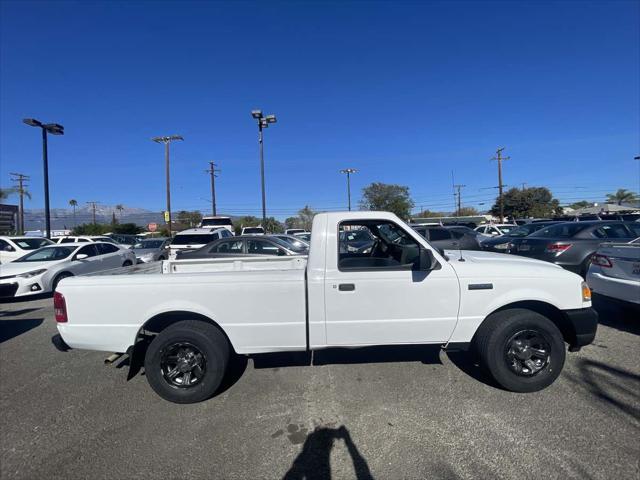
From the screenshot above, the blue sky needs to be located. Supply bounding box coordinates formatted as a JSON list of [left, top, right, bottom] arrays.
[[1, 0, 638, 218]]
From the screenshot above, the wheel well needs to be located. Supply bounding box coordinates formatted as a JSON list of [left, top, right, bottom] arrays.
[[137, 311, 234, 352], [488, 301, 573, 345]]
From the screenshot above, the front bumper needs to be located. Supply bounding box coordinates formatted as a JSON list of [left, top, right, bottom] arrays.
[[0, 277, 46, 297], [562, 307, 598, 350]]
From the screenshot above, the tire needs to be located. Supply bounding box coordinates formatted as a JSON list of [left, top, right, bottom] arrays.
[[144, 320, 229, 403], [52, 272, 73, 291], [474, 308, 566, 393], [122, 260, 133, 267]]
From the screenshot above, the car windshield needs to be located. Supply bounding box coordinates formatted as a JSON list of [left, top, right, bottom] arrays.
[[12, 238, 53, 250], [16, 246, 75, 262], [497, 225, 517, 234], [530, 223, 590, 238], [172, 234, 218, 245], [243, 228, 264, 234], [201, 218, 233, 227], [274, 236, 308, 252], [508, 224, 547, 237], [134, 240, 164, 249]]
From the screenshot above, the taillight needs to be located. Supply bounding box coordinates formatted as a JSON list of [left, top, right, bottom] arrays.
[[54, 292, 68, 323], [545, 243, 572, 253], [591, 253, 612, 268]]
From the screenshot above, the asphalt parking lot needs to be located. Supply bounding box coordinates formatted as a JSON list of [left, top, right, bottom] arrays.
[[1, 295, 638, 480]]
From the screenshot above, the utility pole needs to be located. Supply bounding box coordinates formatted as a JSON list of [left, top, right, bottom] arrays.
[[205, 161, 220, 216], [491, 147, 510, 222], [87, 201, 99, 225], [152, 135, 183, 237], [9, 173, 30, 234], [521, 182, 527, 191], [340, 168, 357, 211], [453, 184, 466, 216]]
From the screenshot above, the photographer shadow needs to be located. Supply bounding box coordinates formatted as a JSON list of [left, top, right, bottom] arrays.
[[283, 425, 373, 480]]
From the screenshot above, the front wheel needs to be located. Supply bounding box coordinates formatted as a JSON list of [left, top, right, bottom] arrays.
[[52, 272, 73, 291], [475, 308, 566, 393], [144, 320, 229, 403]]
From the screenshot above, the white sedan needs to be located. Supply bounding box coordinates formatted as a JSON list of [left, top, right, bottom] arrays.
[[0, 236, 53, 263], [587, 238, 640, 306], [0, 242, 136, 298]]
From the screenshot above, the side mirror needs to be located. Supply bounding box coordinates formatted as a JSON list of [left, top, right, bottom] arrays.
[[418, 248, 438, 271], [75, 253, 89, 260]]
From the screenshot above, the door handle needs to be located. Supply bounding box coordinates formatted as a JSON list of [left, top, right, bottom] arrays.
[[338, 283, 355, 291]]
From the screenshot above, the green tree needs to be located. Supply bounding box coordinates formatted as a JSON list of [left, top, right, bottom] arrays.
[[176, 210, 203, 228], [568, 201, 592, 210], [413, 209, 450, 218], [72, 223, 111, 235], [490, 187, 562, 219], [606, 189, 639, 205], [115, 204, 125, 219], [262, 217, 283, 233], [359, 182, 414, 219], [284, 216, 301, 229], [457, 206, 479, 216], [234, 216, 261, 235], [69, 199, 78, 226], [112, 223, 144, 235]]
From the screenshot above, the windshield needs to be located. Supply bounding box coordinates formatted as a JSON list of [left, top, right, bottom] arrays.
[[243, 227, 264, 234], [171, 234, 218, 245], [530, 223, 589, 238], [134, 240, 164, 249], [201, 218, 233, 227], [16, 246, 75, 262], [12, 238, 53, 250], [274, 236, 309, 252], [497, 225, 517, 234]]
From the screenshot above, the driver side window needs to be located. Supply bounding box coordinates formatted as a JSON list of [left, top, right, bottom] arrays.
[[338, 220, 421, 271]]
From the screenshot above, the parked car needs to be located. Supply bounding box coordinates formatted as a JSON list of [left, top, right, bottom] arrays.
[[241, 226, 265, 236], [199, 216, 234, 234], [339, 228, 375, 254], [132, 238, 171, 263], [587, 238, 640, 307], [168, 228, 233, 259], [107, 233, 142, 246], [54, 211, 597, 403], [176, 235, 303, 260], [293, 232, 311, 242], [0, 242, 136, 298], [474, 224, 518, 237], [284, 229, 308, 236], [270, 234, 310, 253], [509, 221, 640, 276], [411, 225, 481, 251], [54, 235, 119, 244], [480, 221, 562, 252], [0, 236, 53, 263]]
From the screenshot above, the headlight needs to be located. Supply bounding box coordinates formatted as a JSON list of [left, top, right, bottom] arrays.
[[493, 243, 509, 250], [140, 253, 155, 261], [581, 281, 591, 302], [17, 269, 47, 279]]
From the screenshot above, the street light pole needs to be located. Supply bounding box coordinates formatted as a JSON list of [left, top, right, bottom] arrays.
[[23, 118, 64, 239], [340, 168, 357, 211], [251, 110, 277, 225], [152, 135, 183, 237]]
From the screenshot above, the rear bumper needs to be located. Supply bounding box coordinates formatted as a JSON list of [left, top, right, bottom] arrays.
[[562, 307, 598, 350], [587, 271, 640, 305]]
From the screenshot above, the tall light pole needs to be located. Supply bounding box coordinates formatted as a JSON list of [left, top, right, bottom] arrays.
[[205, 161, 220, 216], [23, 118, 64, 239], [251, 110, 277, 225], [340, 168, 357, 211], [152, 135, 183, 236]]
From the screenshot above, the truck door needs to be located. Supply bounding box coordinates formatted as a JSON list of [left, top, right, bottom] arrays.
[[324, 218, 460, 345]]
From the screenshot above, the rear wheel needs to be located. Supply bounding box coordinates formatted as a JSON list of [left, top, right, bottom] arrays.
[[474, 308, 565, 392], [144, 320, 229, 403], [122, 260, 133, 267], [52, 272, 73, 291]]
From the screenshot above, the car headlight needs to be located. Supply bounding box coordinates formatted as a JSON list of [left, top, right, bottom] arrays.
[[17, 269, 47, 279], [140, 253, 155, 262], [493, 243, 509, 250]]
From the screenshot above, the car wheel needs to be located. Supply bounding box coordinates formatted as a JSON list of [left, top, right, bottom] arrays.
[[144, 320, 229, 404], [52, 272, 73, 291], [122, 260, 133, 267], [474, 308, 565, 393]]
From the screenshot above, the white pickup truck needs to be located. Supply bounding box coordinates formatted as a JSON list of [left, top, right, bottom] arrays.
[[53, 211, 598, 404]]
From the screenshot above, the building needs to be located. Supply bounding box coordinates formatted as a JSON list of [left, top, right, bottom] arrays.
[[0, 204, 18, 234]]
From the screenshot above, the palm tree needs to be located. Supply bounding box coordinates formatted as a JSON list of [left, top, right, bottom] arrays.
[[69, 199, 78, 226], [606, 189, 639, 206], [115, 204, 125, 219]]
